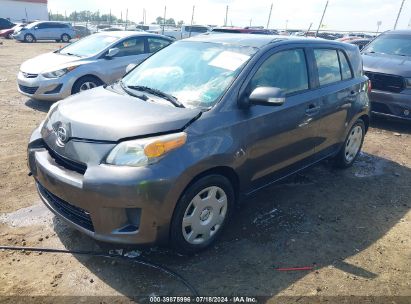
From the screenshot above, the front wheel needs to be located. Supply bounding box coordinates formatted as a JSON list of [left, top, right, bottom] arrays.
[[24, 34, 35, 43], [61, 34, 70, 43], [170, 175, 234, 255], [334, 119, 365, 168], [71, 76, 102, 94]]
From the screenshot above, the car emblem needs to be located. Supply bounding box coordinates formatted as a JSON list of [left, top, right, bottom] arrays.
[[57, 126, 69, 145]]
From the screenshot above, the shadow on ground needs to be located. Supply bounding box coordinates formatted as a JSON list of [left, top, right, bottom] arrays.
[[370, 116, 411, 135], [53, 153, 410, 298], [25, 98, 54, 113]]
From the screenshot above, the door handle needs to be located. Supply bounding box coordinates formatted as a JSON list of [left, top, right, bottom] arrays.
[[305, 104, 320, 115]]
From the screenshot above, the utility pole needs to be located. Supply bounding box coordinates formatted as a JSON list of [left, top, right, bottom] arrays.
[[376, 21, 382, 33], [125, 9, 128, 30], [189, 5, 195, 38], [266, 3, 273, 29], [315, 0, 329, 37], [249, 19, 252, 27], [224, 5, 228, 26], [394, 0, 405, 29], [162, 6, 166, 35], [109, 9, 112, 25]]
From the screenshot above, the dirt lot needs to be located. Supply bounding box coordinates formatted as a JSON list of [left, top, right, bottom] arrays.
[[0, 38, 410, 303]]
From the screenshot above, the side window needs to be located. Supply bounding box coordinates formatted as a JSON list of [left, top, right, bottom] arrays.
[[250, 49, 309, 95], [113, 37, 146, 57], [338, 51, 353, 80], [36, 23, 47, 29], [148, 38, 171, 53], [314, 49, 341, 86]]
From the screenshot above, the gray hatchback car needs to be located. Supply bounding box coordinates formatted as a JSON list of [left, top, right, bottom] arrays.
[[28, 34, 370, 254]]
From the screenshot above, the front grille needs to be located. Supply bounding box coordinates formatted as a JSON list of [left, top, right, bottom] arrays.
[[19, 84, 38, 94], [45, 144, 87, 175], [37, 182, 94, 232], [22, 72, 38, 78], [365, 72, 405, 93]]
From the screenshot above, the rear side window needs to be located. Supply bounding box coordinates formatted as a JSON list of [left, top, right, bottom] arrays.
[[250, 49, 309, 94], [148, 38, 171, 53], [314, 49, 341, 86], [338, 51, 353, 80]]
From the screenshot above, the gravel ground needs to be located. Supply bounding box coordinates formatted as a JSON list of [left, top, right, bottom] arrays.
[[0, 38, 410, 303]]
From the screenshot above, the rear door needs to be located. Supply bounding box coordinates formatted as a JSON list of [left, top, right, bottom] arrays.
[[239, 46, 323, 191], [34, 23, 49, 39], [311, 47, 359, 158], [104, 36, 149, 83]]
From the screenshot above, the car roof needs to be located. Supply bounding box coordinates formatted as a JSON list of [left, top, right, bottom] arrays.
[[185, 33, 350, 49], [384, 29, 411, 35], [93, 30, 172, 40]]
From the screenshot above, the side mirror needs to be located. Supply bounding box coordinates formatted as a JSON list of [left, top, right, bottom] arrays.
[[105, 47, 119, 59], [126, 63, 137, 73], [248, 87, 286, 106]]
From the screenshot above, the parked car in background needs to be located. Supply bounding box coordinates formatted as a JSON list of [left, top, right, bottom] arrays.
[[73, 25, 91, 38], [0, 17, 15, 30], [163, 25, 210, 40], [212, 27, 271, 35], [362, 30, 411, 121], [27, 34, 369, 254], [348, 38, 371, 50], [135, 24, 162, 33], [17, 31, 173, 101], [0, 23, 25, 39], [12, 21, 76, 43]]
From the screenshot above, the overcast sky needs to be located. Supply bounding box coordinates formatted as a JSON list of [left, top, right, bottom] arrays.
[[49, 0, 411, 32]]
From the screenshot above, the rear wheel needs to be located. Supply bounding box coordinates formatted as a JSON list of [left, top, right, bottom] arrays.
[[170, 175, 234, 255], [334, 119, 365, 168], [24, 34, 35, 43], [61, 34, 70, 43], [72, 76, 103, 94], [6, 32, 12, 39]]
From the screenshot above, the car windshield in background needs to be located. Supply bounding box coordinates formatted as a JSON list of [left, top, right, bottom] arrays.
[[59, 35, 119, 57], [122, 41, 256, 109], [363, 34, 411, 57]]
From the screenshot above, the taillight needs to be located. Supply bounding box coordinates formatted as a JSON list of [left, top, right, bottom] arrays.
[[367, 79, 372, 93]]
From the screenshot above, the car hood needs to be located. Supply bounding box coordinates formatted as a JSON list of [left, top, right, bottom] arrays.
[[42, 86, 202, 142], [20, 52, 83, 74], [362, 53, 411, 77]]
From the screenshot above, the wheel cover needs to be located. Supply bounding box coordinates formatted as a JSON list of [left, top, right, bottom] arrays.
[[79, 81, 96, 91], [62, 35, 69, 42], [26, 35, 33, 42], [182, 186, 228, 245], [344, 125, 363, 163]]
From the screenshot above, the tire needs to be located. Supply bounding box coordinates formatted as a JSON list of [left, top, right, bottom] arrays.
[[61, 34, 70, 43], [71, 76, 103, 94], [6, 33, 12, 39], [24, 34, 35, 43], [170, 175, 234, 255], [334, 119, 365, 168]]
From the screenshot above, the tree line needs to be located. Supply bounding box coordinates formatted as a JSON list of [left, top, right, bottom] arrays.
[[49, 10, 184, 26]]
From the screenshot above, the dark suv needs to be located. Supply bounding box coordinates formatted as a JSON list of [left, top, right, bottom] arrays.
[[28, 35, 370, 254], [362, 30, 411, 120]]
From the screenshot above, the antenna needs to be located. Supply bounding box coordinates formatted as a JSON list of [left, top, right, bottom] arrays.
[[394, 0, 405, 30], [266, 3, 273, 29], [315, 0, 329, 37]]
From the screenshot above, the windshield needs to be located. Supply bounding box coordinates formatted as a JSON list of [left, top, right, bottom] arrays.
[[363, 34, 411, 57], [122, 41, 256, 109], [59, 34, 119, 57]]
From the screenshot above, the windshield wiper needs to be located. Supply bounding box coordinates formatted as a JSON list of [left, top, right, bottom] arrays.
[[126, 85, 185, 108], [119, 81, 148, 101], [64, 52, 82, 57]]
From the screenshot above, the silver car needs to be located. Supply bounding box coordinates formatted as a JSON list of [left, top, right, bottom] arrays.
[[12, 21, 76, 43], [17, 31, 173, 101]]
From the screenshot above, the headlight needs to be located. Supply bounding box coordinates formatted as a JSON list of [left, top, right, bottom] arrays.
[[42, 66, 77, 78], [105, 132, 187, 167], [406, 78, 411, 89]]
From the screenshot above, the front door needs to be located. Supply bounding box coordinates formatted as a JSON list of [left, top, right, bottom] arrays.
[[239, 47, 322, 192], [106, 37, 149, 83]]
